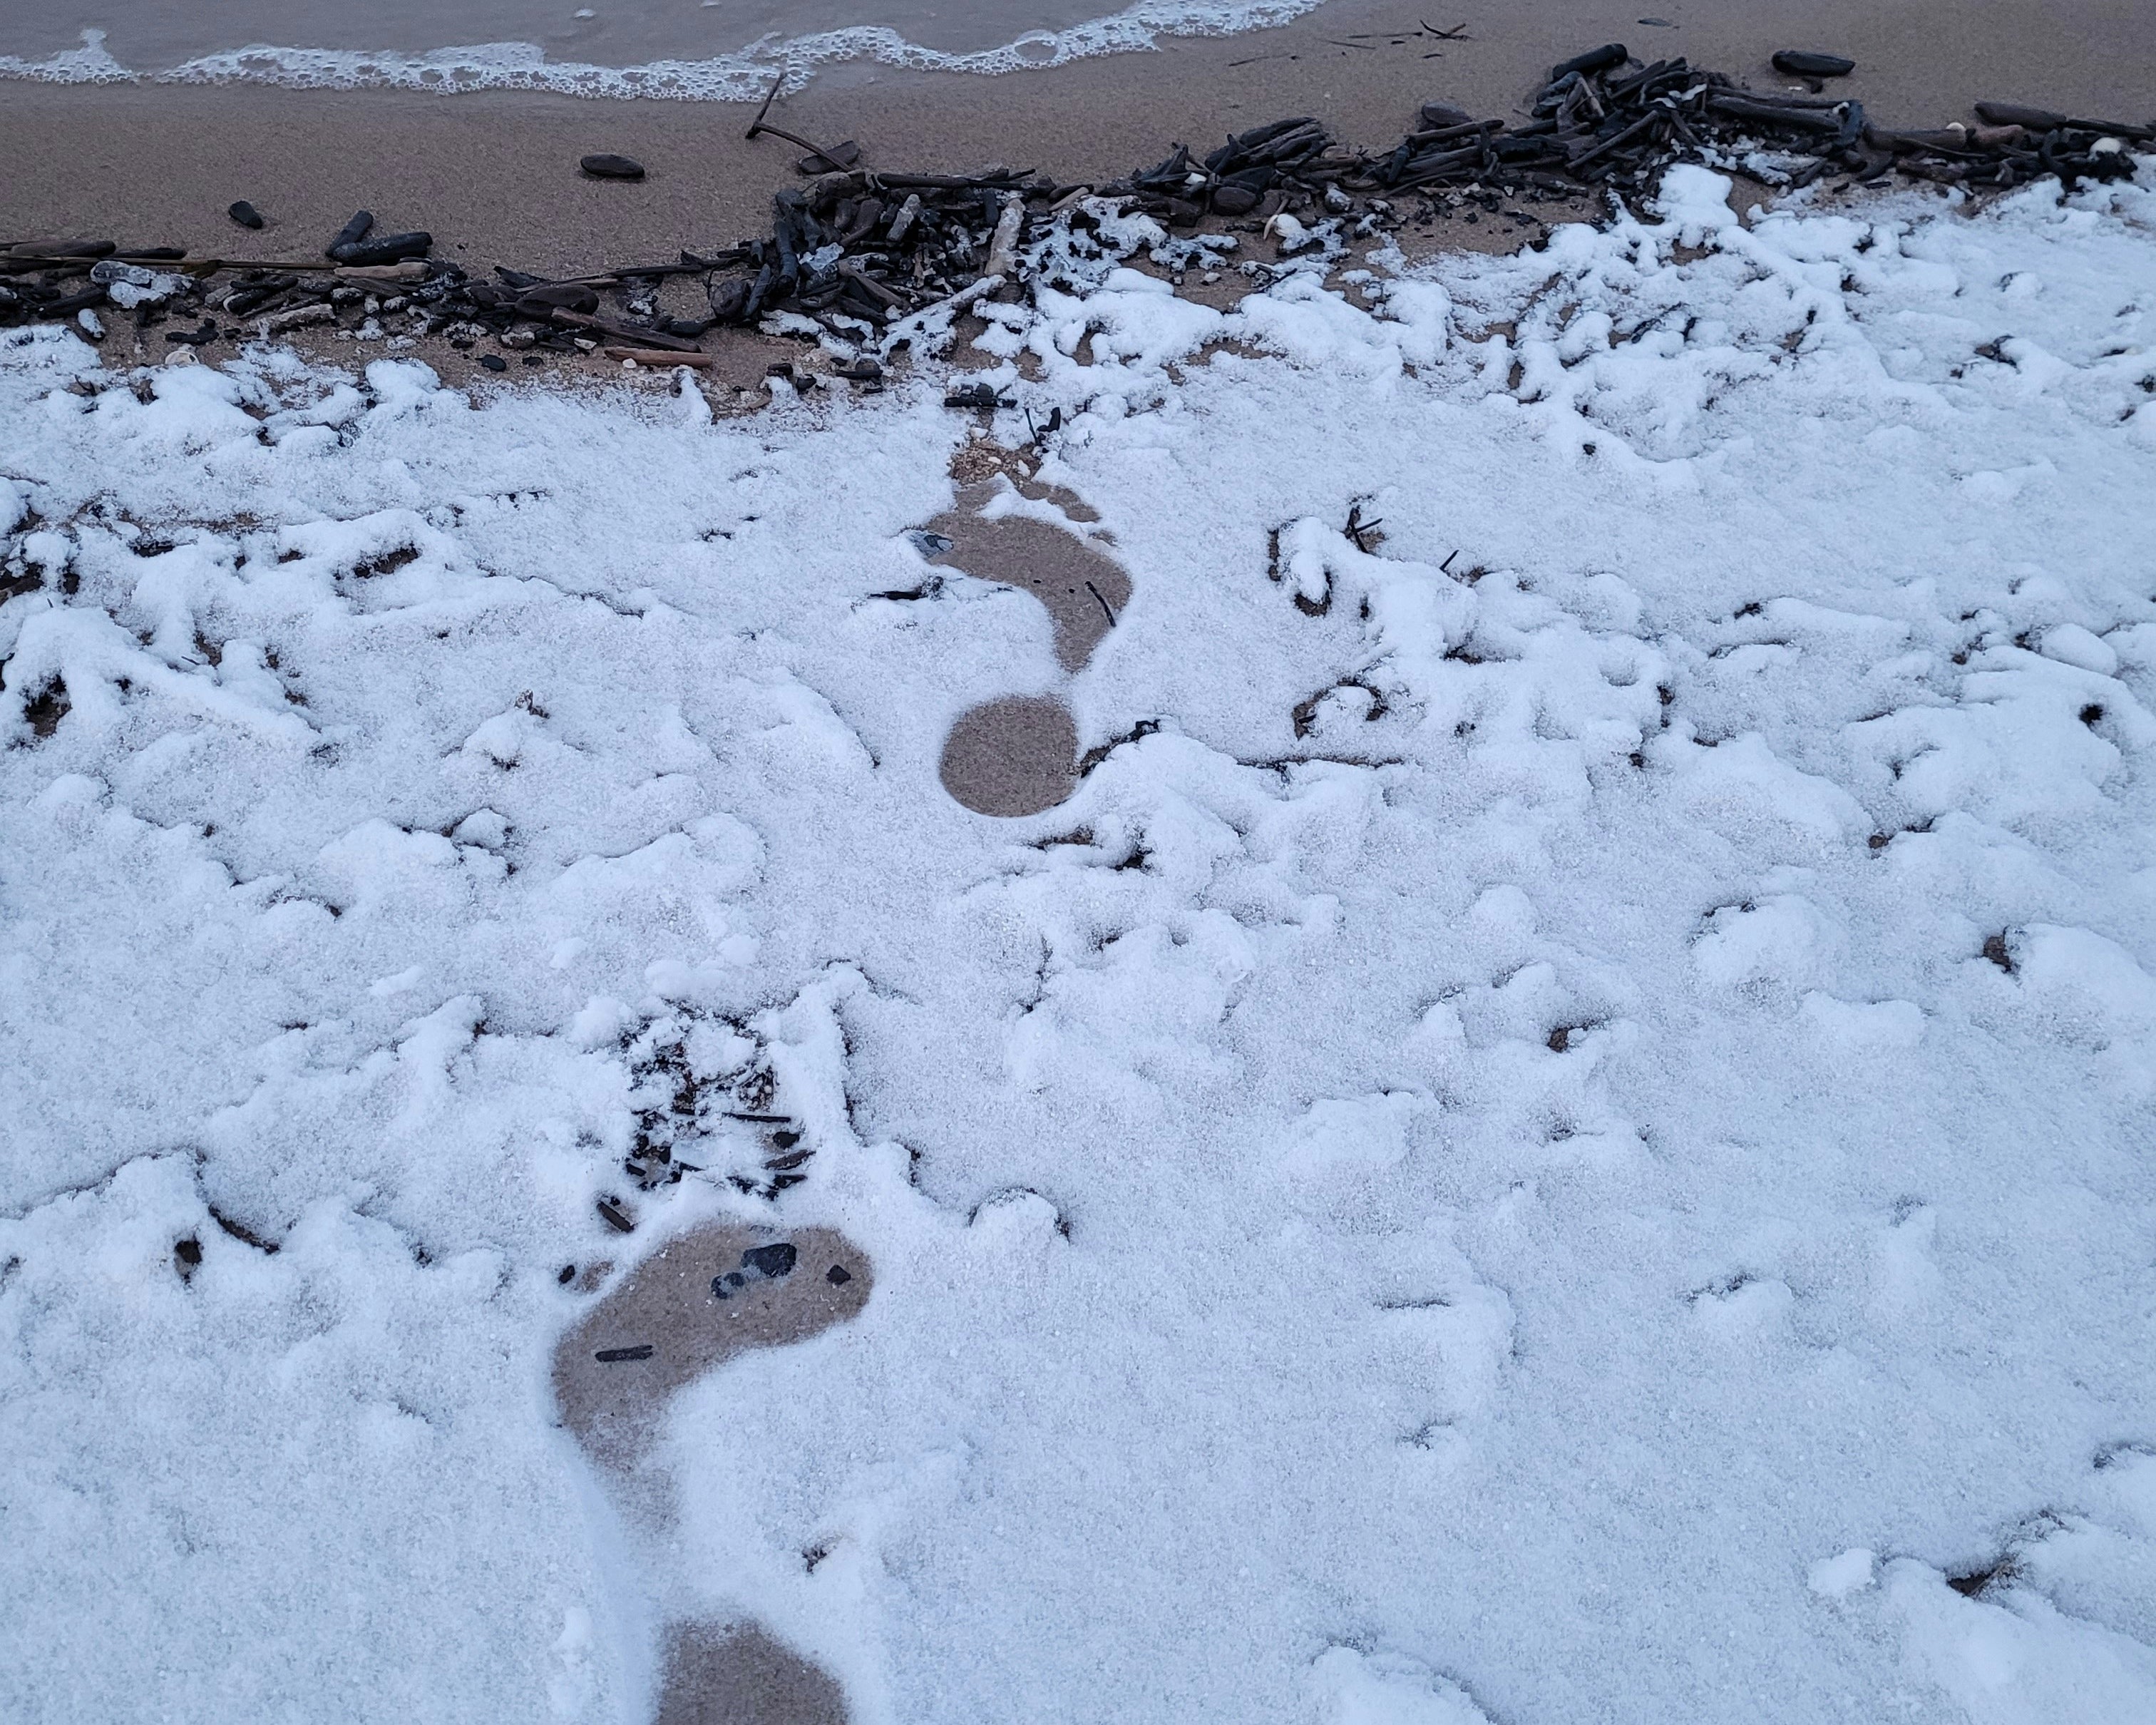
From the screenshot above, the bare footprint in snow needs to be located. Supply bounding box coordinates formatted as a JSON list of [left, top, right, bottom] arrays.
[[555, 1222, 870, 1721], [922, 477, 1131, 817], [654, 1622, 847, 1725]]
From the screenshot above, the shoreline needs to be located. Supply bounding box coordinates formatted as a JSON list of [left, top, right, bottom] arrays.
[[4, 6, 2152, 397], [5, 0, 2154, 274]]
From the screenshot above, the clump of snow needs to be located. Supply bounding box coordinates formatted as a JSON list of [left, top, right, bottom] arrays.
[[4, 162, 2156, 1722]]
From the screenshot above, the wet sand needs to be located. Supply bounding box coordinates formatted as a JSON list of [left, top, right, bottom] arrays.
[[4, 0, 2153, 271]]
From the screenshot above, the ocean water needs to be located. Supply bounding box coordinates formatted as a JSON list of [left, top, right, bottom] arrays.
[[0, 0, 1330, 98]]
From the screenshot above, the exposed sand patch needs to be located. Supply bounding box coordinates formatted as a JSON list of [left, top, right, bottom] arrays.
[[653, 1622, 849, 1725], [938, 692, 1080, 817], [555, 1222, 870, 1468], [925, 512, 1129, 672]]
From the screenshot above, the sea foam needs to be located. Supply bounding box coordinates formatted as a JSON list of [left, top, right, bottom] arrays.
[[0, 4, 1325, 101]]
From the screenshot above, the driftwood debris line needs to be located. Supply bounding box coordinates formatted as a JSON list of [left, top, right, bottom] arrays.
[[1, 44, 2148, 364], [1114, 48, 2150, 217]]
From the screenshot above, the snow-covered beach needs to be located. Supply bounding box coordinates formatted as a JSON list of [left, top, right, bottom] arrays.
[[5, 97, 2156, 1725]]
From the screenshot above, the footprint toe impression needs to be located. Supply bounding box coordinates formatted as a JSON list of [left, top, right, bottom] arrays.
[[925, 509, 1131, 818]]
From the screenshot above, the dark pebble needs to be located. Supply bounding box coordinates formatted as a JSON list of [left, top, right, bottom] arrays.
[[478, 353, 508, 372], [1772, 50, 1856, 78], [597, 1197, 635, 1232], [725, 1270, 747, 1288], [945, 382, 1000, 410], [523, 355, 546, 367], [558, 1263, 576, 1284], [742, 1243, 797, 1279], [580, 153, 646, 180], [1211, 184, 1261, 216], [824, 1264, 852, 1286], [175, 1237, 203, 1266], [1419, 102, 1476, 130], [595, 1343, 654, 1363], [228, 200, 265, 230]]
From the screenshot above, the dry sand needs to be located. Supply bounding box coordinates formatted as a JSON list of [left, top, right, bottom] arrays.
[[4, 0, 2153, 270]]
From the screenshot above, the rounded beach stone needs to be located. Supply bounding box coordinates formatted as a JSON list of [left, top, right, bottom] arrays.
[[939, 695, 1078, 817], [580, 153, 647, 180], [1772, 50, 1856, 78]]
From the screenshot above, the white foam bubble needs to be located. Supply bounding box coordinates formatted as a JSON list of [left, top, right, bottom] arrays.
[[1, 4, 1326, 102]]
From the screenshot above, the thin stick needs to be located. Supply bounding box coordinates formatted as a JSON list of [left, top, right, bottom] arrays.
[[746, 71, 784, 138]]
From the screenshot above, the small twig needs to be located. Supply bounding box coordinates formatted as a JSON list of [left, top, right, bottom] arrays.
[[746, 71, 784, 138], [1086, 580, 1117, 627]]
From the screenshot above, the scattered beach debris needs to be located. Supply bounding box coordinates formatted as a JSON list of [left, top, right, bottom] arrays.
[[1, 43, 2145, 379]]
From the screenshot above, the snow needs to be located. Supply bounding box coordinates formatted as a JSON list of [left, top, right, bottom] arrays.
[[4, 161, 2156, 1725]]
